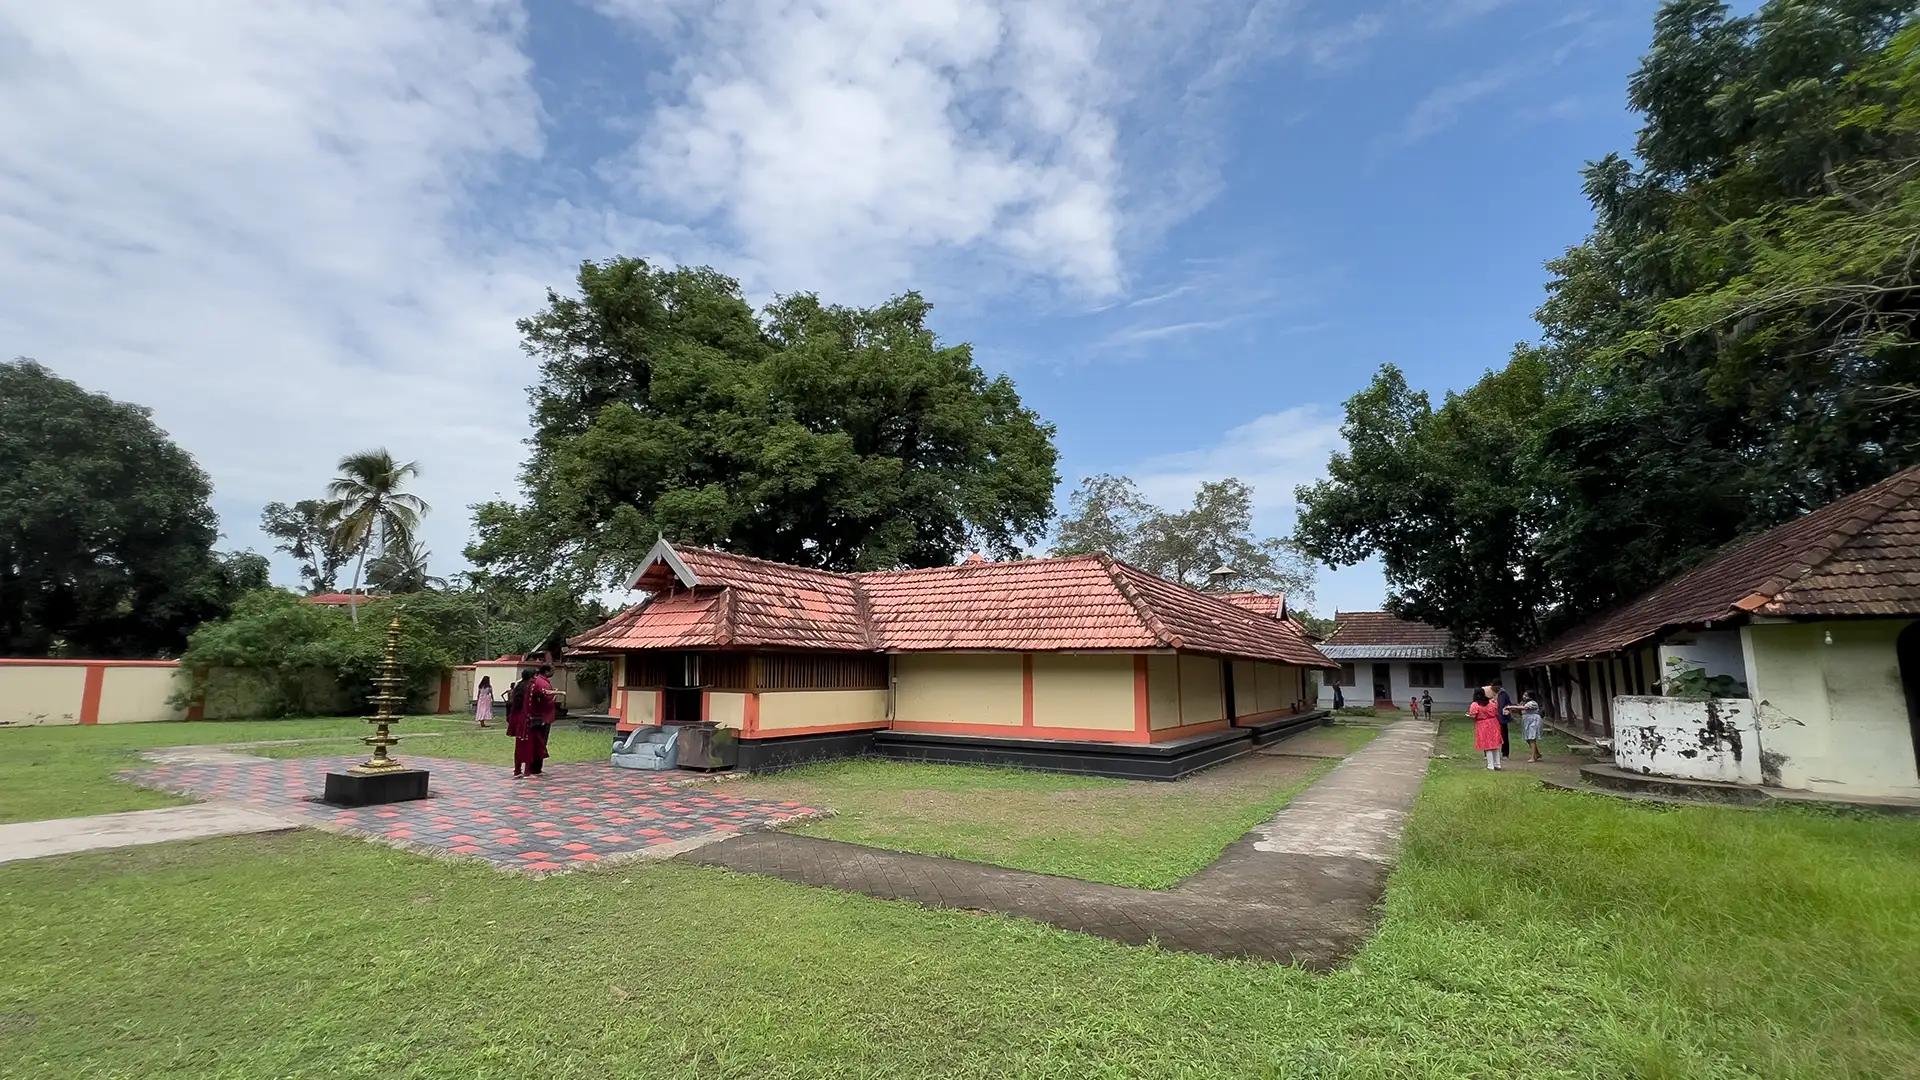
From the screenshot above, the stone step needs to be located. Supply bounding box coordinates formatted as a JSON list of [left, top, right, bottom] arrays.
[[1579, 762, 1769, 805]]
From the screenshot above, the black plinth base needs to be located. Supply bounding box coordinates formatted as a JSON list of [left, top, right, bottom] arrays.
[[323, 767, 430, 807]]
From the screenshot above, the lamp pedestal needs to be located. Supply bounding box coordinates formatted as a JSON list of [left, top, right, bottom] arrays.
[[324, 615, 430, 807]]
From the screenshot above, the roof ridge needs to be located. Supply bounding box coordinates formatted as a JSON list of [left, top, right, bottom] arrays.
[[1746, 466, 1920, 614], [849, 552, 1110, 579], [850, 579, 882, 650], [1097, 555, 1182, 649], [679, 544, 859, 582]]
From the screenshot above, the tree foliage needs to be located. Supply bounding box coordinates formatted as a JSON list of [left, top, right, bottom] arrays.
[[0, 360, 265, 657], [177, 589, 491, 716], [366, 537, 444, 594], [1053, 475, 1317, 603], [260, 499, 351, 594], [1298, 0, 1920, 650], [467, 259, 1059, 591]]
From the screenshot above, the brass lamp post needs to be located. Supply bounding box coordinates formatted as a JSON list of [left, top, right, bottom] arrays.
[[352, 616, 409, 773]]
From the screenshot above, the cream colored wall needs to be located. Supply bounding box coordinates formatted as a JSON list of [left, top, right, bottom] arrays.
[[1147, 653, 1181, 730], [895, 653, 1023, 727], [1231, 661, 1257, 712], [1255, 662, 1285, 713], [758, 689, 888, 731], [619, 688, 658, 727], [96, 667, 188, 724], [1178, 654, 1224, 726], [0, 666, 87, 725], [1030, 653, 1134, 732], [707, 690, 748, 730], [1742, 619, 1919, 797]]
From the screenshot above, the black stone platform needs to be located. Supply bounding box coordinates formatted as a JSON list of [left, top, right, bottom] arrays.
[[1234, 709, 1331, 745], [736, 729, 880, 772], [323, 767, 430, 807], [873, 727, 1253, 780]]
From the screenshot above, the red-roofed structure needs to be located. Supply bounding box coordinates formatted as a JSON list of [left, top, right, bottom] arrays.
[[1513, 466, 1920, 799], [302, 592, 385, 607], [569, 539, 1338, 775]]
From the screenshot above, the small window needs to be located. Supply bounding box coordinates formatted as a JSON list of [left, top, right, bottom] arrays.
[[1336, 663, 1356, 688], [1463, 662, 1501, 688], [1408, 662, 1444, 688]]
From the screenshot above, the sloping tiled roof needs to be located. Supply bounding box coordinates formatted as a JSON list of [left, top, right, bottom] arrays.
[[570, 542, 1336, 667], [1520, 464, 1920, 666], [1323, 612, 1503, 657], [1218, 591, 1284, 617]]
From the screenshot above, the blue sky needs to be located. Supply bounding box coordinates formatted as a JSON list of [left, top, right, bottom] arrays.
[[1, 0, 1661, 613]]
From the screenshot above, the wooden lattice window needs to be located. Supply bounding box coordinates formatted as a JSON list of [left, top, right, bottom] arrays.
[[754, 653, 888, 690]]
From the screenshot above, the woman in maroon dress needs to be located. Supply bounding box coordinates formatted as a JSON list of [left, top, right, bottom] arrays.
[[506, 669, 536, 778]]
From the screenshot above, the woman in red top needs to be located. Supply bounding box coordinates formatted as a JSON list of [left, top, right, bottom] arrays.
[[1469, 688, 1504, 771]]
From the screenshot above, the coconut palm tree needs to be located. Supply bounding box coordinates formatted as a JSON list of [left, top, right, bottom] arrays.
[[365, 536, 445, 594], [323, 449, 428, 624]]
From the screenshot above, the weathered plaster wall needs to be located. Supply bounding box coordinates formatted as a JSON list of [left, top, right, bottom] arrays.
[[1741, 619, 1919, 797], [0, 664, 88, 725], [706, 690, 748, 730], [1029, 653, 1133, 732], [1612, 696, 1762, 784], [95, 666, 188, 724], [894, 653, 1023, 727]]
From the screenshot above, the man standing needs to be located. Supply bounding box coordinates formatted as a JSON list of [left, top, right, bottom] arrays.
[[525, 664, 557, 776], [1420, 690, 1433, 720], [1492, 679, 1514, 758]]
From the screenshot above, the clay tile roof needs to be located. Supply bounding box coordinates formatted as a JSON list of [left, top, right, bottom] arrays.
[[302, 592, 383, 606], [1320, 611, 1503, 659], [1519, 464, 1920, 666], [569, 542, 1337, 667], [1218, 591, 1285, 617]]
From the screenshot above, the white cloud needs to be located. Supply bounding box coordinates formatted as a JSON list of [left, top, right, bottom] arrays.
[[1075, 404, 1386, 611], [596, 0, 1381, 304], [1129, 405, 1343, 517], [0, 0, 1368, 592], [0, 1, 559, 585]]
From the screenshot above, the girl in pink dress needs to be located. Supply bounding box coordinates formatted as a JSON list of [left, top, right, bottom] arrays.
[[473, 676, 493, 728], [1469, 688, 1503, 770]]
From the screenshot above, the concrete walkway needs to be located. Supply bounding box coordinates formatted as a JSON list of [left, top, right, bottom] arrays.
[[684, 719, 1438, 968], [0, 804, 296, 865]]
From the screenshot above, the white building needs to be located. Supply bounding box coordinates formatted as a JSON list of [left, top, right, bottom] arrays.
[[1317, 612, 1513, 713], [1519, 464, 1920, 800]]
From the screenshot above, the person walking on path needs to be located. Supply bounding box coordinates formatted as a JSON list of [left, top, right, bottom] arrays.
[[1469, 688, 1504, 770], [473, 676, 493, 728], [1408, 695, 1419, 717], [506, 669, 537, 778], [1516, 690, 1544, 763], [1420, 690, 1433, 720], [1492, 680, 1514, 758]]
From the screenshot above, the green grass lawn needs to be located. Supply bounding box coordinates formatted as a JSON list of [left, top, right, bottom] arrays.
[[1, 716, 1917, 1076], [0, 716, 432, 824], [0, 718, 617, 825], [737, 725, 1378, 888]]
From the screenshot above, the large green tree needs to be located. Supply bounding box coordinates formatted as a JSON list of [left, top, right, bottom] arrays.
[[1053, 475, 1318, 604], [468, 259, 1059, 589], [1298, 0, 1920, 649], [0, 360, 266, 657]]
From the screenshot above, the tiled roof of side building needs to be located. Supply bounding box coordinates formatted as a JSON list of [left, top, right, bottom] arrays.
[[569, 540, 1338, 667], [1519, 464, 1920, 666], [1323, 611, 1503, 656]]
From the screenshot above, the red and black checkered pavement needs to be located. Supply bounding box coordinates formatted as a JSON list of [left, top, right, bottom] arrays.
[[123, 756, 825, 875]]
